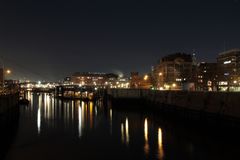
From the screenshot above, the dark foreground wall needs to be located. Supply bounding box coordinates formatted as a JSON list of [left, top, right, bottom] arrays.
[[107, 89, 240, 125], [0, 93, 19, 116], [0, 93, 19, 159]]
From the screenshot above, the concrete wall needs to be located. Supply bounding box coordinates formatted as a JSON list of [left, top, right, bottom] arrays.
[[0, 93, 19, 116], [107, 89, 240, 119]]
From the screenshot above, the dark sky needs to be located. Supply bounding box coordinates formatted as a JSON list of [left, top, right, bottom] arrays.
[[1, 0, 240, 81]]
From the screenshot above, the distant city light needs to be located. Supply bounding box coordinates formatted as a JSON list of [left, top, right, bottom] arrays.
[[6, 69, 11, 74], [144, 75, 149, 81], [224, 60, 231, 64]]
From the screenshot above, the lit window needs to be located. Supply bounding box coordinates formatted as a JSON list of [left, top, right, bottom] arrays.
[[224, 60, 231, 64], [219, 81, 228, 85]]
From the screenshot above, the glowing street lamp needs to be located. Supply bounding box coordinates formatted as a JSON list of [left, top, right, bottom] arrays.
[[144, 75, 149, 81], [6, 69, 11, 74]]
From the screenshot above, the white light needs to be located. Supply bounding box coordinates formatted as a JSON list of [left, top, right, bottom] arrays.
[[6, 69, 11, 74], [125, 118, 129, 145], [37, 107, 41, 135], [144, 118, 148, 141], [78, 106, 82, 138], [224, 60, 231, 64]]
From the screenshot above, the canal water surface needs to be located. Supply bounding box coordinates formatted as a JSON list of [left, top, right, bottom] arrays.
[[4, 92, 240, 160]]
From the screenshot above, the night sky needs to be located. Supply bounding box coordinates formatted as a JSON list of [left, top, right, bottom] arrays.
[[1, 0, 240, 81]]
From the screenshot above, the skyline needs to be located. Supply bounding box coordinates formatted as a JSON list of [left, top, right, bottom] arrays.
[[1, 0, 240, 81]]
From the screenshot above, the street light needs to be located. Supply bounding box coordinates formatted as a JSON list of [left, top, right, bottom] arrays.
[[6, 69, 11, 75], [172, 83, 176, 88], [144, 75, 148, 81]]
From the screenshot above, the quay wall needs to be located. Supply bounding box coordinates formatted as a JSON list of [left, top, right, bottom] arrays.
[[0, 93, 19, 117], [0, 93, 19, 160], [107, 89, 240, 119]]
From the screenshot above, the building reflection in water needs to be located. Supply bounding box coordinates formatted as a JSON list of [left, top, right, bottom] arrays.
[[125, 118, 129, 145], [37, 94, 42, 135], [110, 108, 112, 134], [32, 93, 99, 137], [158, 128, 164, 160], [120, 117, 130, 146], [78, 105, 82, 138], [121, 123, 124, 144], [90, 102, 93, 129], [29, 92, 165, 158], [144, 118, 150, 156], [37, 106, 41, 134]]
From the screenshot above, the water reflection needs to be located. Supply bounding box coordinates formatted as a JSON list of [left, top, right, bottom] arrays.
[[8, 91, 239, 160], [78, 106, 82, 138], [125, 118, 129, 145], [120, 117, 130, 146], [37, 107, 41, 134], [144, 118, 150, 156], [90, 102, 93, 129], [29, 93, 98, 137], [121, 123, 124, 144], [158, 128, 164, 160], [110, 108, 113, 134]]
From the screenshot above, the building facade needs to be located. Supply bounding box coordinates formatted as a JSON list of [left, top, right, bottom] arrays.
[[70, 72, 129, 88], [196, 62, 218, 91], [217, 49, 240, 91], [130, 72, 152, 89], [153, 53, 195, 90], [71, 72, 118, 87]]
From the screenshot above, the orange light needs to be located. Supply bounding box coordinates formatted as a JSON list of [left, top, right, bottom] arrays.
[[6, 69, 11, 74], [144, 75, 148, 81]]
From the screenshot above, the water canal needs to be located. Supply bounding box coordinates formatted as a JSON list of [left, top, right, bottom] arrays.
[[3, 92, 240, 160]]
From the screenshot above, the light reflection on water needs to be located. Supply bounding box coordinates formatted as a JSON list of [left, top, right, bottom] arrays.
[[144, 118, 150, 156], [158, 128, 164, 160], [5, 91, 240, 160]]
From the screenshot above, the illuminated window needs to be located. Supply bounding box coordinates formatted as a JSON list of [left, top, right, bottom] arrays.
[[219, 81, 228, 85], [224, 60, 231, 64]]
